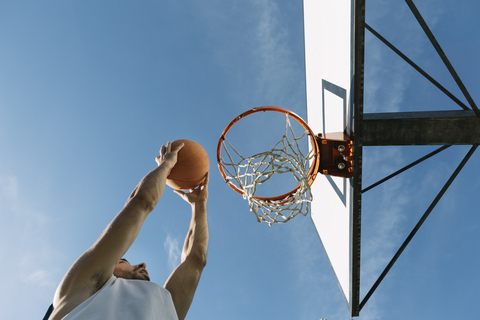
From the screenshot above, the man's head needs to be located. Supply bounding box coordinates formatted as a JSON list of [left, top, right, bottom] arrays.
[[113, 258, 150, 281]]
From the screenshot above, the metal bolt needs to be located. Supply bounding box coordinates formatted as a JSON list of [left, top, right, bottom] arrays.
[[338, 145, 345, 152], [337, 163, 346, 170]]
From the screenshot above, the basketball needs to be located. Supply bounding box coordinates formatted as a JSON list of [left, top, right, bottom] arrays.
[[166, 139, 209, 190]]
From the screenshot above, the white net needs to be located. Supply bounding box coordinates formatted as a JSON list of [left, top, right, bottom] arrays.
[[219, 115, 315, 225]]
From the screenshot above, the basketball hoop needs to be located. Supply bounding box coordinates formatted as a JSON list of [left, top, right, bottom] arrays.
[[217, 106, 321, 225]]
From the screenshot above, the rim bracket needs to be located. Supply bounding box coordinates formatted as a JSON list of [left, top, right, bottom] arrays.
[[317, 132, 354, 178]]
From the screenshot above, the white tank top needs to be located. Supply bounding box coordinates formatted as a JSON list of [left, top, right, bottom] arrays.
[[62, 276, 179, 320]]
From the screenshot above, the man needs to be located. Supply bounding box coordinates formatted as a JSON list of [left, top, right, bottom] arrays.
[[47, 142, 209, 320]]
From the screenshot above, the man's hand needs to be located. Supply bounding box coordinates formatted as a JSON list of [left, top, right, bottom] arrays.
[[156, 141, 184, 169], [173, 172, 209, 204]]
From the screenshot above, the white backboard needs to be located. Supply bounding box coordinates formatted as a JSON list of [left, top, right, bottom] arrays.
[[303, 0, 358, 315]]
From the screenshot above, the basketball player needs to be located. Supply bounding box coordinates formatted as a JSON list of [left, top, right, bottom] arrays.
[[45, 142, 209, 320]]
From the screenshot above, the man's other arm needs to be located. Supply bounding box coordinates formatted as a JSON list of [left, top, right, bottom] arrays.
[[164, 173, 209, 320]]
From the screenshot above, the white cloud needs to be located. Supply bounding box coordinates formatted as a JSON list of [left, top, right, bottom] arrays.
[[22, 269, 56, 287], [0, 172, 62, 315], [360, 1, 453, 300], [192, 0, 304, 110], [0, 175, 56, 257], [356, 146, 414, 320], [0, 175, 18, 202], [364, 0, 447, 114], [164, 234, 181, 270], [253, 0, 303, 106]]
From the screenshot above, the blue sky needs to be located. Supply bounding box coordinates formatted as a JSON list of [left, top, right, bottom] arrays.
[[1, 1, 478, 319]]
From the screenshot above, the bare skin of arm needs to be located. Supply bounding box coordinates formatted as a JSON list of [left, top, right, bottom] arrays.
[[50, 142, 184, 320], [165, 173, 209, 320]]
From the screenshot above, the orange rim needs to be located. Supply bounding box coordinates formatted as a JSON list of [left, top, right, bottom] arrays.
[[217, 106, 320, 202]]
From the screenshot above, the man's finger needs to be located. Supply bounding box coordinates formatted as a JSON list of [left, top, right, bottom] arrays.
[[174, 189, 186, 197], [172, 142, 185, 153], [202, 172, 209, 187]]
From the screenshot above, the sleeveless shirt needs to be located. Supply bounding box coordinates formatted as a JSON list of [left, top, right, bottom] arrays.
[[62, 276, 179, 320]]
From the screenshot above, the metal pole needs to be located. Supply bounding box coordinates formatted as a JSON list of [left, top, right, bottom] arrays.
[[359, 145, 478, 311], [405, 0, 479, 116]]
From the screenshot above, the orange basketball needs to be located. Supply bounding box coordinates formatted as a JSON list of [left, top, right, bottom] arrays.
[[166, 139, 209, 190]]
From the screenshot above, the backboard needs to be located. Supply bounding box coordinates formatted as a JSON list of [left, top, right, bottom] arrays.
[[303, 0, 363, 316]]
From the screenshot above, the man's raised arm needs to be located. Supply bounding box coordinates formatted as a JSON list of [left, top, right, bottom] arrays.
[[165, 173, 209, 320], [51, 142, 183, 320]]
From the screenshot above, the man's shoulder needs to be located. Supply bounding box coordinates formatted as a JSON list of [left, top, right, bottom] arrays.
[[50, 276, 115, 320]]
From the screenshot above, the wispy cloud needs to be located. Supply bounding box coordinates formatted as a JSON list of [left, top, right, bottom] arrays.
[[0, 175, 19, 202], [0, 173, 60, 309], [252, 0, 304, 107], [164, 234, 181, 270], [193, 0, 304, 110], [22, 269, 56, 287], [359, 145, 457, 319], [365, 0, 446, 114], [362, 2, 450, 306]]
